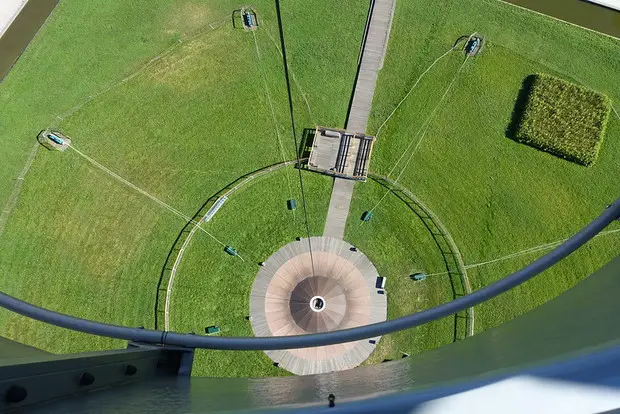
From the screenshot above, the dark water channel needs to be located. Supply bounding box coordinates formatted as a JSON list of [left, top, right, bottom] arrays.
[[0, 0, 59, 82], [503, 0, 620, 38]]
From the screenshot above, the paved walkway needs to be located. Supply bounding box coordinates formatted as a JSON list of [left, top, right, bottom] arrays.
[[323, 179, 355, 238], [323, 0, 396, 239], [249, 237, 387, 375]]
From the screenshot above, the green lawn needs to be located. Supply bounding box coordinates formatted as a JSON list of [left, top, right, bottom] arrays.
[[0, 0, 232, 209], [354, 0, 620, 337], [1, 0, 619, 379], [0, 0, 368, 368]]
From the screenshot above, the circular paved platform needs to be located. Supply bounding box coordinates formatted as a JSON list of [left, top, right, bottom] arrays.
[[249, 237, 387, 375]]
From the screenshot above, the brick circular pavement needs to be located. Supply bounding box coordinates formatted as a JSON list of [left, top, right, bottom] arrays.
[[249, 236, 387, 375]]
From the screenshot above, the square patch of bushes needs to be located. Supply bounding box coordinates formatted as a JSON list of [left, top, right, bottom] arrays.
[[514, 74, 611, 166]]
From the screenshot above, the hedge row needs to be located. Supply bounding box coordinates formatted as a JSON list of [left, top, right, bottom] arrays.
[[514, 74, 611, 166]]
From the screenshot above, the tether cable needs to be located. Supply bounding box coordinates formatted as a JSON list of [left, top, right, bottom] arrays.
[[274, 0, 316, 277]]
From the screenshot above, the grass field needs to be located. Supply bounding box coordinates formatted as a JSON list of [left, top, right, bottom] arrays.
[[1, 0, 619, 379], [355, 0, 620, 336], [0, 0, 368, 369]]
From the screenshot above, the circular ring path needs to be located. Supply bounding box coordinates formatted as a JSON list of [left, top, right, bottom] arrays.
[[249, 236, 387, 375]]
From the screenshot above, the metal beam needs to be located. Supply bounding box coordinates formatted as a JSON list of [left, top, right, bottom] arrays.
[[0, 197, 617, 350]]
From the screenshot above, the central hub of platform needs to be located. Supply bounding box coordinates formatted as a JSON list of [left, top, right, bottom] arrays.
[[290, 276, 346, 330], [249, 237, 387, 375], [309, 295, 326, 312]]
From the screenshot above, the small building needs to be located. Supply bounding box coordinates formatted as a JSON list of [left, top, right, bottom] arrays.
[[232, 7, 258, 31], [242, 9, 258, 30], [37, 130, 71, 151], [306, 126, 375, 181]]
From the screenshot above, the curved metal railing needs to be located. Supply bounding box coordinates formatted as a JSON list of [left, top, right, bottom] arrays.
[[0, 197, 617, 351]]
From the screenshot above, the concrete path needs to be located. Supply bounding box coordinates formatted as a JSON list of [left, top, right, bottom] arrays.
[[323, 179, 355, 238], [346, 0, 396, 134], [323, 0, 396, 239]]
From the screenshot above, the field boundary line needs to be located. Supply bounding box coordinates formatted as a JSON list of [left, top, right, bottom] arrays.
[[162, 159, 302, 331], [369, 173, 474, 338], [0, 142, 39, 239]]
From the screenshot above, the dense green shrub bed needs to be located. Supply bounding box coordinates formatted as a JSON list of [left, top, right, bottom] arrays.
[[515, 74, 611, 166]]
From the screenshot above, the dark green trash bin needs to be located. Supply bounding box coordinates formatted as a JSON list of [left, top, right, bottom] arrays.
[[205, 325, 221, 334], [287, 199, 297, 210]]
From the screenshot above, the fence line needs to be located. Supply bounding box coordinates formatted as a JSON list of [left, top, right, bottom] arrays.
[[162, 159, 303, 330], [369, 173, 474, 338]]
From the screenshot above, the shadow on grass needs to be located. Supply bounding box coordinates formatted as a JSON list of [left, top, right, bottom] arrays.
[[505, 74, 535, 141], [153, 193, 219, 330]]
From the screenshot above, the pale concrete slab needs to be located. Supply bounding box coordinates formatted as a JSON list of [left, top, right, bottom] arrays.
[[584, 0, 620, 11], [0, 0, 29, 39], [249, 237, 387, 376]]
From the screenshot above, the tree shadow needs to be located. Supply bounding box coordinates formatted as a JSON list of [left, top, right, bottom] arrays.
[[505, 74, 535, 141]]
